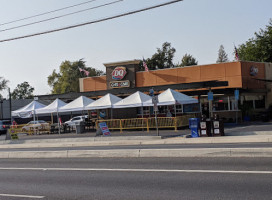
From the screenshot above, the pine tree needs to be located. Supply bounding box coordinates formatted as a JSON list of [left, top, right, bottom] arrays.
[[216, 45, 229, 63]]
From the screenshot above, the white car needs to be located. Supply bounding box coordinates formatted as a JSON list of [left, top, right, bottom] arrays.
[[64, 115, 88, 127], [22, 120, 50, 132]]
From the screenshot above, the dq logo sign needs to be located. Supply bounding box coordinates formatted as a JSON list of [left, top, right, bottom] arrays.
[[112, 67, 127, 80], [250, 66, 258, 76]]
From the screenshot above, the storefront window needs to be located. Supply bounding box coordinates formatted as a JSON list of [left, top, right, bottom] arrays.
[[242, 95, 265, 109], [137, 107, 150, 115], [176, 105, 182, 113], [183, 103, 200, 113], [158, 106, 167, 114], [255, 99, 265, 108], [213, 96, 229, 111]]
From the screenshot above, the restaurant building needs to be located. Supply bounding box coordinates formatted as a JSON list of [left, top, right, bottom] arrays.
[[78, 60, 272, 122]]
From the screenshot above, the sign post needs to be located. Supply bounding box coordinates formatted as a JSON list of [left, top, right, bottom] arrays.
[[208, 89, 213, 119], [235, 89, 239, 124], [152, 95, 159, 136]]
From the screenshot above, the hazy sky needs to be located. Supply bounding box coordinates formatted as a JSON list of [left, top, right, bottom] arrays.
[[0, 0, 271, 98]]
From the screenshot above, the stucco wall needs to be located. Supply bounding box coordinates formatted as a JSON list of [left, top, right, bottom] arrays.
[[80, 62, 270, 93], [265, 63, 272, 108], [136, 62, 243, 90]]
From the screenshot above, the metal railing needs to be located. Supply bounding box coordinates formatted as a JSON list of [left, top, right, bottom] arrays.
[[96, 114, 195, 132], [10, 124, 51, 135]]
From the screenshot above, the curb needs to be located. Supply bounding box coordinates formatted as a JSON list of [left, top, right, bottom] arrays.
[[1, 136, 162, 145], [0, 135, 271, 149], [1, 148, 272, 158]]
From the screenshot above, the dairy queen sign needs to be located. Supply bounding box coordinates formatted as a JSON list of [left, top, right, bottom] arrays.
[[112, 66, 127, 80], [110, 66, 130, 88]]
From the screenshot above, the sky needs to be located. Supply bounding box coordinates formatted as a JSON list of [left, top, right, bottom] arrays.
[[0, 0, 271, 98]]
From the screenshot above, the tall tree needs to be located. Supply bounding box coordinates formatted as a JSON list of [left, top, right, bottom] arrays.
[[236, 19, 272, 62], [143, 42, 176, 70], [180, 54, 198, 67], [11, 81, 34, 99], [216, 45, 229, 63], [48, 59, 104, 94], [0, 77, 9, 98]]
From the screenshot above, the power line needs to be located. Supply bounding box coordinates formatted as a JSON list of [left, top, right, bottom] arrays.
[[0, 0, 183, 43], [0, 0, 98, 26], [0, 0, 123, 33]]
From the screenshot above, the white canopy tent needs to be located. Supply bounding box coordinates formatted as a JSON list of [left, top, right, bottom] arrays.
[[157, 88, 198, 106], [59, 96, 94, 113], [113, 91, 153, 108], [12, 100, 46, 120], [86, 93, 122, 110], [157, 88, 198, 116], [35, 98, 67, 134], [113, 91, 153, 118], [35, 98, 67, 114], [86, 93, 122, 119]]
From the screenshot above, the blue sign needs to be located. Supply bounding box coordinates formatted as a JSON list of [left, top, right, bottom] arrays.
[[149, 88, 154, 97], [208, 92, 213, 101], [235, 89, 239, 100], [99, 122, 111, 136]]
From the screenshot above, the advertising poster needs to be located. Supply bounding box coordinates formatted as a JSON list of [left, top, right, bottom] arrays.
[[99, 122, 111, 136]]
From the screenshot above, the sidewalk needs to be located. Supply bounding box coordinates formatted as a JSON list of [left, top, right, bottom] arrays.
[[0, 122, 271, 158]]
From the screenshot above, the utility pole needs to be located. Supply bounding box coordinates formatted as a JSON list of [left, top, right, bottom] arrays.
[[9, 88, 12, 121]]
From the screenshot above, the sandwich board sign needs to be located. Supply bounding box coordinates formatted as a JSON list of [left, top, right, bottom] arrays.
[[98, 122, 111, 136]]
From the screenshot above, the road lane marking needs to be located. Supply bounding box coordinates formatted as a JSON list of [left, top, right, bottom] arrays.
[[0, 193, 44, 199], [0, 167, 272, 174]]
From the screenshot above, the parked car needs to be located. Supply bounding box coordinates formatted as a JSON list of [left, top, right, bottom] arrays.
[[21, 120, 49, 132], [64, 115, 88, 127], [0, 120, 11, 135]]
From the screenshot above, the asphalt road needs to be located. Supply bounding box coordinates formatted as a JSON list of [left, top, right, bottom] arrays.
[[0, 158, 271, 200], [0, 142, 272, 152]]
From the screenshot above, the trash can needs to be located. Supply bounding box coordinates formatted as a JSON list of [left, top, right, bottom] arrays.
[[189, 118, 200, 138], [75, 121, 85, 134]]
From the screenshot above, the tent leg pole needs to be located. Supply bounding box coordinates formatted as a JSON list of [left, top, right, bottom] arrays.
[[57, 112, 60, 135], [142, 107, 144, 131]]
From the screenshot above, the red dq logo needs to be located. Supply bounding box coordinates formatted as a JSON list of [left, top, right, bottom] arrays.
[[112, 67, 127, 80]]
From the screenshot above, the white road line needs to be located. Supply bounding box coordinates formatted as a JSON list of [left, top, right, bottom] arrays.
[[0, 193, 44, 199], [0, 167, 271, 174]]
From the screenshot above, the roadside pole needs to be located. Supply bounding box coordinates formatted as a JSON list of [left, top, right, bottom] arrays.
[[152, 96, 159, 136], [9, 88, 12, 121], [150, 88, 159, 136], [235, 89, 239, 124], [208, 88, 213, 119]]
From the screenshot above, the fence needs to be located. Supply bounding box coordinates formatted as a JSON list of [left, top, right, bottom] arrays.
[[10, 123, 51, 135], [96, 114, 195, 132]]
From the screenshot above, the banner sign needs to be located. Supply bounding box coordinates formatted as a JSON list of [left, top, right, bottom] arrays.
[[18, 111, 33, 118], [235, 89, 239, 100], [208, 92, 213, 101], [98, 122, 111, 136]]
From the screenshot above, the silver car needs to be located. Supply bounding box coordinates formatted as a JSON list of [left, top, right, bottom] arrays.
[[64, 115, 88, 127]]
